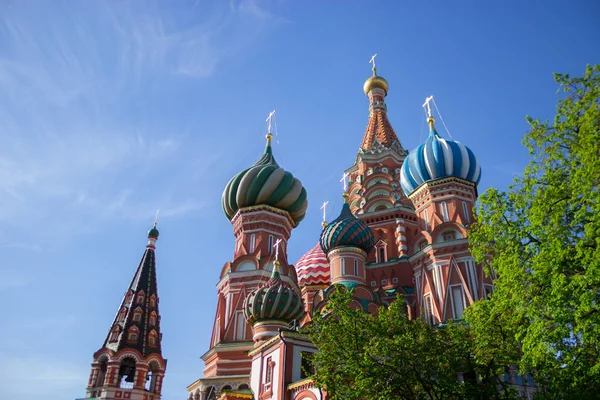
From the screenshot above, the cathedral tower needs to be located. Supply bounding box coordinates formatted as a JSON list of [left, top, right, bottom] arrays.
[[400, 106, 490, 323], [345, 59, 418, 311], [84, 225, 167, 400], [187, 121, 308, 399]]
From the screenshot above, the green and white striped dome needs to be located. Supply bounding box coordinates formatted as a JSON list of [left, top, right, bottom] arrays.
[[222, 137, 308, 225]]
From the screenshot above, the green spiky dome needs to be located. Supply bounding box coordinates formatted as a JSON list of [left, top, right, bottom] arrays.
[[222, 138, 308, 225], [243, 263, 304, 325], [320, 199, 374, 254]]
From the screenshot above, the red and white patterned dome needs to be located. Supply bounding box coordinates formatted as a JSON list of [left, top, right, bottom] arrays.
[[294, 243, 330, 287]]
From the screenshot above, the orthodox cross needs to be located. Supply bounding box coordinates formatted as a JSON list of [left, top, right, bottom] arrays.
[[340, 172, 349, 192], [369, 53, 377, 71], [320, 201, 329, 222], [273, 238, 282, 261], [154, 209, 160, 227], [266, 110, 276, 133], [422, 95, 434, 118]]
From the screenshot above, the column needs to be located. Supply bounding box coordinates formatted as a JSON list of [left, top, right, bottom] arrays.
[[395, 219, 407, 256]]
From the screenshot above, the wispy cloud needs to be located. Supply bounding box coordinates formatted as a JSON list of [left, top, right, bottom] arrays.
[[0, 1, 281, 244]]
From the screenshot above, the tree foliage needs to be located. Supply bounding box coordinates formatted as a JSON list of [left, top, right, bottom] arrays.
[[306, 289, 517, 400], [467, 65, 600, 397]]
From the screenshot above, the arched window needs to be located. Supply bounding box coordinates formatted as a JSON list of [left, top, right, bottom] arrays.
[[440, 201, 449, 222], [340, 258, 346, 275], [117, 308, 127, 322], [109, 328, 120, 342], [96, 358, 108, 387], [148, 330, 158, 347], [118, 357, 136, 389], [149, 312, 157, 326], [268, 235, 274, 253], [149, 295, 156, 308], [249, 234, 256, 253], [128, 326, 139, 342], [376, 245, 387, 263], [136, 291, 145, 304], [354, 259, 359, 276], [146, 361, 160, 392]]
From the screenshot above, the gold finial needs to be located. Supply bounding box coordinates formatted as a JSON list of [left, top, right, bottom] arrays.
[[322, 221, 328, 228], [342, 192, 349, 203], [266, 133, 273, 146], [427, 116, 436, 130], [274, 259, 280, 267]]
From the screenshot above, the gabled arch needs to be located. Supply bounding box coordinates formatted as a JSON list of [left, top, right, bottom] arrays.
[[431, 221, 468, 243], [409, 231, 433, 254]]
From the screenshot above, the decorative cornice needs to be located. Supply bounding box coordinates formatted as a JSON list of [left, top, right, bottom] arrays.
[[408, 177, 476, 201], [232, 205, 296, 228], [327, 246, 367, 259], [200, 342, 254, 361], [287, 377, 315, 391]]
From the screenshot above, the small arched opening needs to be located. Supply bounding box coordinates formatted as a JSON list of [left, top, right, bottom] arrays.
[[205, 386, 217, 400], [118, 357, 136, 389], [95, 356, 108, 387], [145, 361, 160, 392]]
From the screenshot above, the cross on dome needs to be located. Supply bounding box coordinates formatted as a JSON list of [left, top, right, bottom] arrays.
[[266, 109, 276, 133], [340, 172, 349, 192], [320, 201, 329, 222], [423, 95, 434, 118], [369, 53, 377, 74]]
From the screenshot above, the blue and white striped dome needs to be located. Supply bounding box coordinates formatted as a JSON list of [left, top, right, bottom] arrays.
[[400, 121, 482, 196]]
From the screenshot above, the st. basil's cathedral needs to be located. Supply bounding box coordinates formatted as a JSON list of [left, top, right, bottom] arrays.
[[81, 61, 508, 400]]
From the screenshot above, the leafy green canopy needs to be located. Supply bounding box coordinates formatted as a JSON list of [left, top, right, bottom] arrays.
[[468, 65, 600, 397], [307, 289, 517, 400]]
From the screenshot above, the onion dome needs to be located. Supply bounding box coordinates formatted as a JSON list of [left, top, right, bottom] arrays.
[[243, 261, 304, 325], [400, 117, 482, 196], [148, 224, 159, 239], [222, 134, 308, 225], [364, 73, 389, 95], [320, 194, 375, 254], [295, 243, 330, 287]]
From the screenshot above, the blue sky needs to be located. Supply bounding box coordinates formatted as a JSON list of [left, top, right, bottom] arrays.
[[0, 1, 598, 399]]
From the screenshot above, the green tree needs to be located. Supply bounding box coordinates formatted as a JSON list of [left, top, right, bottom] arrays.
[[306, 288, 517, 400], [467, 65, 600, 397]]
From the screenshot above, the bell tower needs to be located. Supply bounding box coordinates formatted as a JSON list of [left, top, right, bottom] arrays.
[[84, 224, 167, 400]]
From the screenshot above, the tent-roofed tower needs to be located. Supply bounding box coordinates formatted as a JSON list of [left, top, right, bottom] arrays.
[[84, 224, 167, 400], [343, 56, 418, 311]]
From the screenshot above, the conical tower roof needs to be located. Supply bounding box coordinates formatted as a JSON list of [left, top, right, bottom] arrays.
[[102, 225, 163, 357]]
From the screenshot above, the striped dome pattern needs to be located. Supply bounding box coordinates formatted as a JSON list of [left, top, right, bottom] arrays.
[[243, 264, 304, 325], [222, 142, 308, 225], [295, 243, 330, 287], [400, 126, 482, 196], [320, 202, 374, 254]]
